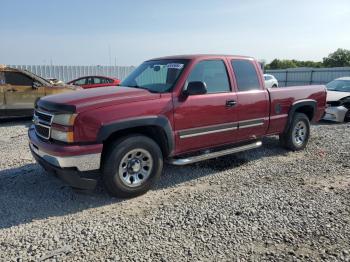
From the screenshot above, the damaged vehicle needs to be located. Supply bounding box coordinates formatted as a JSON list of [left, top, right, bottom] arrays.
[[324, 77, 350, 122], [0, 66, 81, 118]]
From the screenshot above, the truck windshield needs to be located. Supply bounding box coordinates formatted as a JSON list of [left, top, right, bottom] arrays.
[[121, 59, 188, 93], [326, 80, 350, 92]]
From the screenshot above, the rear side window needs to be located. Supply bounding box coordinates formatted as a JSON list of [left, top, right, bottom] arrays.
[[101, 78, 113, 84], [187, 60, 230, 93], [231, 60, 260, 91], [5, 72, 34, 86]]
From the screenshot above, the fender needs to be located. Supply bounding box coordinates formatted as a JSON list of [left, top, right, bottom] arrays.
[[96, 115, 174, 154], [284, 99, 316, 133]]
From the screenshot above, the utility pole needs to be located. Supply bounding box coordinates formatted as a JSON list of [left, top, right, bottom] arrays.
[[108, 45, 112, 66]]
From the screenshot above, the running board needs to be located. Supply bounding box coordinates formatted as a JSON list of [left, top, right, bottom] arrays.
[[168, 141, 262, 166]]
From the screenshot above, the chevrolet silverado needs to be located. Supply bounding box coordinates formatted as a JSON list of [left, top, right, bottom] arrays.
[[28, 55, 327, 198]]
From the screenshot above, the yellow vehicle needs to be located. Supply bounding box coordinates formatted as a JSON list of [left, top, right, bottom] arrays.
[[0, 66, 80, 118]]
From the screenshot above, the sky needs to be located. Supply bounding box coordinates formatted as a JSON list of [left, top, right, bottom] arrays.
[[0, 0, 349, 66]]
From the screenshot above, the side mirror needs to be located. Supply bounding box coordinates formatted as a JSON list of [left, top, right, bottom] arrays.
[[32, 81, 41, 89], [183, 81, 207, 96]]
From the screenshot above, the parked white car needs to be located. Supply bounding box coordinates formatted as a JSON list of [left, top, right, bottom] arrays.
[[323, 77, 350, 122], [264, 74, 279, 88]]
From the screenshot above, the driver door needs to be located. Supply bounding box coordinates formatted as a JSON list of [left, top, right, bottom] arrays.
[[173, 59, 239, 154]]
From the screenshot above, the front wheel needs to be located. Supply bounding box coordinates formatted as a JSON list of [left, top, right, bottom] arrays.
[[279, 113, 310, 151], [102, 135, 163, 198], [345, 109, 350, 122]]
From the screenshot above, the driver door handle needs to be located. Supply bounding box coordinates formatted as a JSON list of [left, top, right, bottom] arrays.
[[226, 100, 237, 107]]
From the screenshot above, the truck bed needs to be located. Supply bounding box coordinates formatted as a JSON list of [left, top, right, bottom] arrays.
[[267, 85, 327, 135]]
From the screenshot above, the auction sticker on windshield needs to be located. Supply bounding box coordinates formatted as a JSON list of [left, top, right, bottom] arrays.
[[167, 63, 184, 69]]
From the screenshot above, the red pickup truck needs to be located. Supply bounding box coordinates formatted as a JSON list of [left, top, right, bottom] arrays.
[[28, 55, 327, 198]]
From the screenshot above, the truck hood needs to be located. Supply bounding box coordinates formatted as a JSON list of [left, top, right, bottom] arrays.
[[38, 86, 161, 112], [327, 90, 350, 101]]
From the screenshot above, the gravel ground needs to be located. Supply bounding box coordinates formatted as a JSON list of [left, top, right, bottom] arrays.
[[0, 120, 349, 261]]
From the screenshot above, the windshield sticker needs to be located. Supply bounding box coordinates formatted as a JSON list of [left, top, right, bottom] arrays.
[[167, 63, 184, 70]]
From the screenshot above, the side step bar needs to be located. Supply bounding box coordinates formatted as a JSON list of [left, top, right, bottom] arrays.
[[168, 141, 262, 166]]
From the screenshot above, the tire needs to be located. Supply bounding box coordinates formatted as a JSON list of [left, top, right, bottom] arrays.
[[102, 135, 163, 198], [272, 84, 278, 88], [345, 109, 350, 122], [279, 113, 310, 151]]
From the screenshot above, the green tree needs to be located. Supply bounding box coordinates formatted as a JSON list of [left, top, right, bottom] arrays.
[[266, 59, 297, 70], [323, 48, 350, 67]]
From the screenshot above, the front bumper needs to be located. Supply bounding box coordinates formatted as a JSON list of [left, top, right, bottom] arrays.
[[28, 127, 102, 171], [28, 127, 103, 190], [30, 146, 99, 190], [323, 106, 348, 122]]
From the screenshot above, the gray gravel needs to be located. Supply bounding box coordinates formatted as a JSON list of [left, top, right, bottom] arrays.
[[0, 120, 349, 261]]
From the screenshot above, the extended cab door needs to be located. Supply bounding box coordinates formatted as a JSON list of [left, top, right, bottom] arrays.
[[230, 59, 269, 141], [173, 59, 239, 154]]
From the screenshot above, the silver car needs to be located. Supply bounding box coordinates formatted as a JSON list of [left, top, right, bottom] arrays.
[[323, 77, 350, 122]]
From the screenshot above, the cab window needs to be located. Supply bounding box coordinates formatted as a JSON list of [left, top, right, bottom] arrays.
[[187, 60, 230, 93], [231, 60, 261, 91]]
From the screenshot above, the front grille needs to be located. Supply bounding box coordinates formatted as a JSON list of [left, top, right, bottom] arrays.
[[33, 110, 53, 140], [35, 124, 50, 139], [35, 110, 53, 123]]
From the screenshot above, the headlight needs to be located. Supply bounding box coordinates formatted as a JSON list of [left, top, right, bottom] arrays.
[[51, 129, 74, 143], [52, 114, 77, 126], [51, 113, 77, 142]]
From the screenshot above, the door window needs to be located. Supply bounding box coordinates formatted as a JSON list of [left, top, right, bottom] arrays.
[[74, 78, 87, 85], [187, 60, 230, 93], [231, 60, 260, 91], [94, 77, 103, 84], [86, 77, 94, 85], [5, 72, 34, 86]]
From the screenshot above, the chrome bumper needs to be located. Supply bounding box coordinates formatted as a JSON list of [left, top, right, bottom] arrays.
[[29, 142, 101, 172], [323, 106, 348, 122]]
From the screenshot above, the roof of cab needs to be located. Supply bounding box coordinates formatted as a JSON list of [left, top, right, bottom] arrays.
[[148, 54, 255, 61]]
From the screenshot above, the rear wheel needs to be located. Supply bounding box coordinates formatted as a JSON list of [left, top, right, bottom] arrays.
[[102, 135, 163, 198], [279, 113, 310, 151]]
